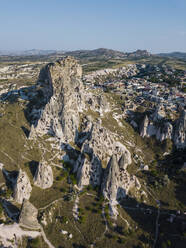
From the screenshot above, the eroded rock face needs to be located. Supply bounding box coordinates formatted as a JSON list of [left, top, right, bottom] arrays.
[[29, 57, 111, 143], [13, 170, 32, 204], [151, 104, 166, 122], [174, 110, 186, 149], [139, 109, 186, 149], [118, 151, 132, 170], [34, 161, 53, 189], [74, 117, 132, 188], [140, 115, 149, 138], [27, 57, 140, 202], [86, 94, 110, 116], [156, 122, 173, 141], [19, 199, 40, 229], [101, 156, 119, 204], [78, 118, 131, 162], [76, 155, 103, 188], [101, 155, 140, 205], [29, 56, 85, 142]]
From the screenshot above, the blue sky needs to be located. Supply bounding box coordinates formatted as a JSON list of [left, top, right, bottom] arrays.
[[0, 0, 186, 53]]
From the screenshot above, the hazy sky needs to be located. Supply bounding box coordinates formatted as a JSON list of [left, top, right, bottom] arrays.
[[0, 0, 186, 53]]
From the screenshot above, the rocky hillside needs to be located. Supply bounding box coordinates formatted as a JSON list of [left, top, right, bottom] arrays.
[[0, 56, 185, 248]]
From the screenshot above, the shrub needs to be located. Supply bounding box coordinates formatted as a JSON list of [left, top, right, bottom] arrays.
[[69, 174, 77, 185]]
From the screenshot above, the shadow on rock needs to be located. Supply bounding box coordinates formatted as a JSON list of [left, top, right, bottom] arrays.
[[2, 199, 20, 222], [27, 160, 39, 178]]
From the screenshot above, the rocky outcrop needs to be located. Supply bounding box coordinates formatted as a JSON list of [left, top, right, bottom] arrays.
[[86, 94, 110, 116], [29, 57, 110, 143], [151, 104, 166, 122], [140, 115, 149, 138], [174, 110, 186, 149], [29, 56, 85, 142], [156, 122, 173, 141], [73, 117, 132, 188], [13, 170, 32, 204], [139, 108, 185, 149], [118, 153, 131, 170], [34, 161, 53, 189], [19, 199, 40, 229], [78, 118, 131, 162], [102, 155, 140, 205], [76, 155, 102, 188], [27, 57, 139, 199]]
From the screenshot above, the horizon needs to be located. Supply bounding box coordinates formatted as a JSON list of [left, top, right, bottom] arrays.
[[0, 47, 186, 55], [0, 0, 186, 53]]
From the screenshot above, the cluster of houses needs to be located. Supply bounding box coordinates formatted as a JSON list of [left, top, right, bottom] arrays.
[[84, 63, 186, 118]]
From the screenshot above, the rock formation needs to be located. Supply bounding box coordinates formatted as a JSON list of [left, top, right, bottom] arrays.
[[13, 169, 32, 204], [156, 122, 173, 141], [29, 56, 85, 142], [28, 57, 140, 203], [76, 155, 103, 188], [139, 108, 186, 149], [34, 161, 53, 189], [74, 118, 132, 188], [19, 199, 40, 229], [151, 104, 166, 122], [77, 117, 131, 162], [29, 56, 110, 143], [174, 110, 186, 149], [102, 154, 140, 205], [140, 115, 149, 138]]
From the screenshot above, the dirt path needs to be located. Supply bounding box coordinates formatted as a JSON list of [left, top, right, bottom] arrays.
[[40, 226, 56, 248]]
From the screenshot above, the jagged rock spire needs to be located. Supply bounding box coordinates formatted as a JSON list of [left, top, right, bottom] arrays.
[[102, 154, 140, 205]]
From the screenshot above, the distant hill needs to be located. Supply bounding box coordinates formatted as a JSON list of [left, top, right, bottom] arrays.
[[0, 49, 63, 56], [158, 52, 186, 60], [65, 48, 151, 59], [64, 48, 126, 59], [0, 48, 151, 59]]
